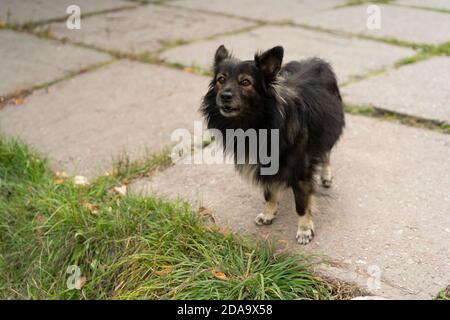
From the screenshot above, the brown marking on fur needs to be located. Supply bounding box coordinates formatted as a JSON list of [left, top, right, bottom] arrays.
[[237, 73, 253, 84], [215, 73, 227, 89]]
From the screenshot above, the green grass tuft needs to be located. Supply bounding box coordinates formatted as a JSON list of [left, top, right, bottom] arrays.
[[337, 0, 394, 8], [345, 104, 450, 134], [435, 286, 450, 300], [395, 41, 450, 66], [0, 137, 333, 299]]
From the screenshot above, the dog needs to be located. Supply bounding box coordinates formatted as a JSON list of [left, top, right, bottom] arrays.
[[201, 45, 345, 244]]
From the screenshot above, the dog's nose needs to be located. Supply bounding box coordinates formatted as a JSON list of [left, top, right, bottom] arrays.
[[220, 91, 233, 102]]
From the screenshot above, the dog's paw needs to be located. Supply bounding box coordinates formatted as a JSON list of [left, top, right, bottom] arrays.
[[254, 213, 275, 226], [296, 227, 314, 245]]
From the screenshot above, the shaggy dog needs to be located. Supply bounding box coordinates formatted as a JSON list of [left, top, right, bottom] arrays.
[[201, 45, 345, 244]]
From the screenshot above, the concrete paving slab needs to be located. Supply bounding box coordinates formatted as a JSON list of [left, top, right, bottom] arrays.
[[397, 0, 450, 11], [161, 25, 416, 83], [300, 4, 450, 45], [44, 4, 255, 54], [0, 61, 208, 176], [0, 0, 135, 25], [172, 0, 346, 22], [342, 57, 450, 124], [131, 115, 450, 299], [0, 29, 110, 97]]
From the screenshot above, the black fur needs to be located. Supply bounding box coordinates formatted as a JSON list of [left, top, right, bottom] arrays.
[[201, 45, 345, 218]]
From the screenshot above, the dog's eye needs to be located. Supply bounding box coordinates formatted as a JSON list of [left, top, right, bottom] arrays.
[[240, 79, 251, 86], [217, 76, 226, 84]]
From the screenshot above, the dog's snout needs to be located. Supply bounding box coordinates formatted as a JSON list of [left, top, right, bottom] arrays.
[[220, 91, 233, 102]]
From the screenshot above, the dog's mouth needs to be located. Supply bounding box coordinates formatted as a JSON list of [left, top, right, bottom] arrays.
[[219, 105, 240, 117]]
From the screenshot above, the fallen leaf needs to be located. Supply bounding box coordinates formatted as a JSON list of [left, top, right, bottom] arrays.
[[13, 98, 24, 106], [74, 175, 89, 186], [75, 276, 87, 290], [155, 268, 172, 276], [198, 206, 215, 222], [54, 171, 68, 178], [83, 202, 98, 214], [216, 227, 230, 236], [183, 67, 194, 73], [35, 213, 46, 222], [113, 185, 127, 196], [212, 270, 228, 280], [104, 169, 115, 176], [54, 178, 65, 185]]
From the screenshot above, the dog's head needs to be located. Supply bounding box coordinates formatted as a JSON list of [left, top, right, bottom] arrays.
[[210, 45, 284, 118]]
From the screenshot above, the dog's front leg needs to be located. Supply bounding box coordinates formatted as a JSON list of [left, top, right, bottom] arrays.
[[293, 180, 315, 245], [255, 184, 280, 226]]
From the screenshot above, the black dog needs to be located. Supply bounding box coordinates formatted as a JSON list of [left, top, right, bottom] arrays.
[[201, 45, 345, 244]]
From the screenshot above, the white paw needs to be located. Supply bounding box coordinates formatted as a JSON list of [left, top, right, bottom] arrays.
[[254, 213, 275, 226], [296, 227, 314, 245]]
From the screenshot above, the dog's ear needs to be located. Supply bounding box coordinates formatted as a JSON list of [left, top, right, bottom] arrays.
[[214, 45, 230, 65], [255, 46, 284, 80]]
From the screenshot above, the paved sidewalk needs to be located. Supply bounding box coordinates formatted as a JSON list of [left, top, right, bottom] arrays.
[[0, 29, 110, 97], [161, 25, 415, 83], [131, 115, 450, 299], [0, 61, 207, 176], [42, 4, 254, 54], [0, 0, 449, 299], [0, 0, 136, 25]]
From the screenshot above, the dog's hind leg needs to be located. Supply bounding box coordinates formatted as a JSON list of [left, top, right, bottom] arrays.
[[293, 180, 314, 245], [321, 152, 332, 188], [255, 184, 281, 226]]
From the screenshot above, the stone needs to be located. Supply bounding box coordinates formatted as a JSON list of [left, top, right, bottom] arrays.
[[300, 4, 450, 45], [342, 57, 450, 123], [44, 4, 255, 54], [131, 115, 450, 299], [397, 0, 450, 11], [0, 0, 135, 25], [172, 0, 346, 22], [0, 29, 110, 97], [0, 61, 209, 176], [161, 25, 416, 83]]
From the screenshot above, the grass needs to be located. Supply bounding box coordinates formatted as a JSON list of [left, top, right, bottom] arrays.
[[395, 4, 450, 14], [395, 41, 450, 66], [337, 0, 394, 8], [344, 104, 450, 134], [0, 137, 339, 300], [5, 4, 140, 31], [0, 60, 115, 111], [436, 286, 450, 300]]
